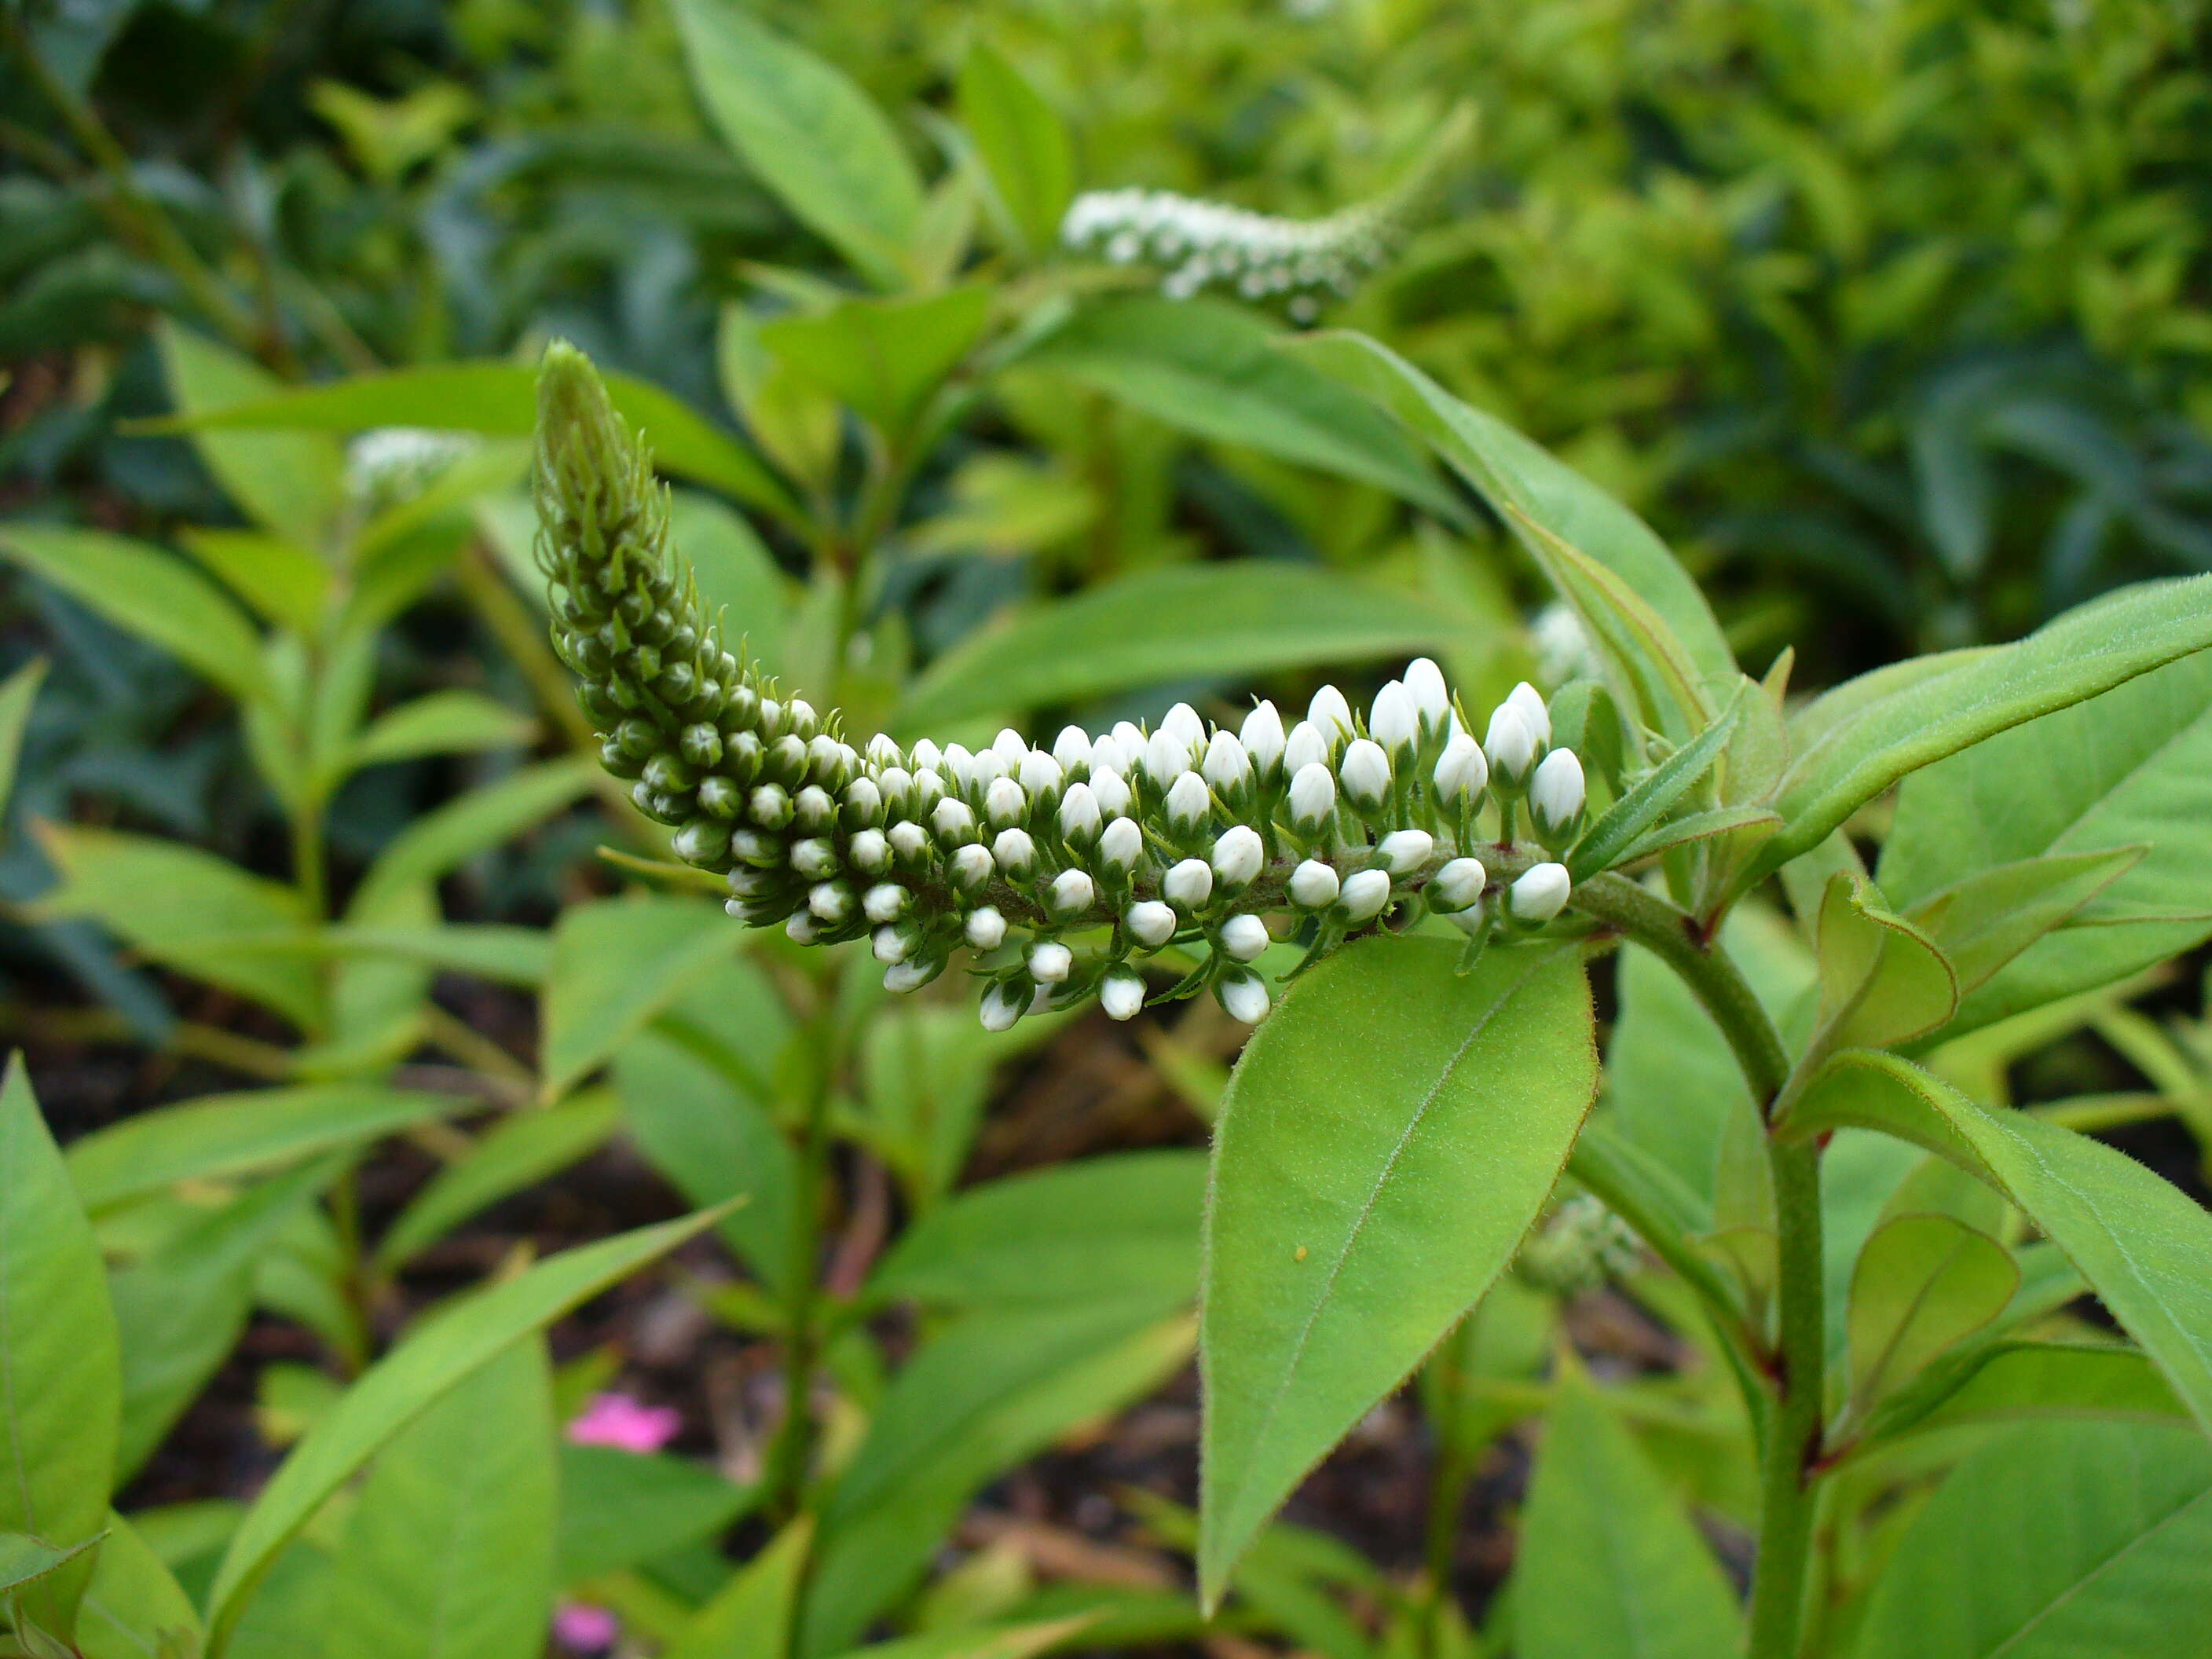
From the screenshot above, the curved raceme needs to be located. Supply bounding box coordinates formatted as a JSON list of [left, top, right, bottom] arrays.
[[537, 342, 1594, 1032]]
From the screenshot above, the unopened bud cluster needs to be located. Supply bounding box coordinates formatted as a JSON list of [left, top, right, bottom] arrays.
[[346, 426, 480, 511], [1060, 109, 1471, 322], [1513, 1196, 1642, 1295], [537, 344, 1607, 1035]]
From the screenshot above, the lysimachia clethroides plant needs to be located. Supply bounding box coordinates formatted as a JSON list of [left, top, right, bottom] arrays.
[[537, 339, 2212, 1657]]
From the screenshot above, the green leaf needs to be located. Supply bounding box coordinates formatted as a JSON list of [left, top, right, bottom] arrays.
[[804, 1305, 1193, 1656], [204, 1206, 725, 1654], [555, 1445, 753, 1584], [1021, 299, 1465, 521], [855, 1004, 1032, 1206], [762, 286, 993, 441], [1566, 690, 1741, 881], [375, 1091, 621, 1272], [156, 321, 342, 548], [669, 0, 922, 287], [830, 1617, 1097, 1659], [1857, 1422, 2212, 1657], [179, 529, 331, 635], [895, 562, 1451, 731], [1811, 873, 1958, 1052], [1878, 646, 2212, 1034], [350, 758, 595, 916], [158, 361, 794, 518], [75, 1512, 203, 1659], [66, 1085, 458, 1214], [1199, 936, 1597, 1602], [0, 1057, 120, 1639], [318, 923, 550, 987], [661, 1518, 810, 1659], [112, 1155, 350, 1480], [540, 895, 745, 1100], [1511, 1378, 1740, 1659], [324, 1341, 556, 1659], [0, 527, 269, 706], [958, 42, 1075, 256], [869, 1151, 1206, 1313], [1793, 1052, 2212, 1436], [1899, 848, 2143, 1008], [1844, 1214, 2018, 1413], [0, 1532, 102, 1597], [1286, 331, 1734, 742], [0, 657, 47, 823], [1758, 576, 2212, 880], [1859, 1341, 2187, 1451], [345, 690, 533, 774]]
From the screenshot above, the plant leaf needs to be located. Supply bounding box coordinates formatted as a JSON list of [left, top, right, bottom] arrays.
[[345, 690, 533, 775], [350, 758, 595, 916], [659, 1517, 810, 1659], [1793, 1052, 2212, 1436], [958, 42, 1075, 256], [1856, 1422, 2212, 1657], [1859, 1340, 2187, 1452], [375, 1091, 621, 1273], [0, 657, 48, 823], [1811, 873, 1958, 1052], [1199, 936, 1597, 1602], [1512, 1377, 1741, 1659], [669, 0, 922, 287], [1845, 1214, 2018, 1412], [762, 286, 993, 441], [555, 1444, 754, 1585], [203, 1205, 725, 1653], [75, 1512, 203, 1659], [323, 1341, 556, 1659], [895, 562, 1451, 731], [156, 321, 343, 548], [1566, 690, 1741, 880], [1020, 298, 1465, 522], [0, 1057, 120, 1639], [1900, 847, 2143, 1006], [540, 895, 745, 1100]]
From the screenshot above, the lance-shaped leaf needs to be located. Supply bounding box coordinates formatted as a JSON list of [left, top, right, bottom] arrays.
[[1857, 1421, 2212, 1657], [1566, 690, 1741, 881], [1844, 1214, 2018, 1415], [661, 1518, 811, 1659], [539, 895, 745, 1100], [375, 1090, 621, 1272], [958, 42, 1075, 256], [1856, 1340, 2186, 1453], [1199, 936, 1596, 1602], [203, 1206, 726, 1653], [0, 658, 47, 822], [1791, 1052, 2212, 1437], [1899, 847, 2142, 1009], [761, 285, 994, 441], [75, 1512, 202, 1659], [156, 321, 343, 548], [1754, 575, 2212, 881]]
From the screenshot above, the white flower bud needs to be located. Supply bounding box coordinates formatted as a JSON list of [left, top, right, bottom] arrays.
[[1218, 969, 1270, 1024], [993, 727, 1029, 767], [1164, 858, 1214, 912], [984, 775, 1028, 830], [1484, 702, 1540, 788], [786, 698, 818, 737], [1376, 829, 1434, 873], [1090, 766, 1133, 819], [1240, 701, 1286, 775], [1101, 967, 1147, 1021], [1111, 721, 1145, 764], [1100, 816, 1143, 870], [1431, 856, 1487, 914], [1165, 770, 1211, 830], [1369, 681, 1417, 755], [1288, 761, 1336, 831], [969, 750, 1009, 789], [910, 768, 945, 809], [965, 906, 1007, 950], [1309, 683, 1354, 742], [867, 733, 905, 769], [1339, 867, 1391, 924], [992, 827, 1037, 876], [1211, 823, 1264, 888], [951, 843, 994, 889], [1288, 859, 1340, 909], [1434, 733, 1489, 808], [932, 796, 976, 843], [849, 828, 890, 873], [1053, 725, 1093, 774], [843, 777, 884, 827], [1058, 781, 1102, 843], [1162, 702, 1205, 747], [786, 912, 822, 945], [1029, 941, 1074, 983], [884, 956, 942, 993], [1203, 731, 1252, 795], [1049, 867, 1097, 917], [1219, 913, 1270, 961], [872, 925, 911, 965], [862, 883, 909, 924], [808, 881, 853, 922], [1404, 658, 1451, 731], [980, 980, 1027, 1032], [1338, 739, 1391, 809], [1507, 681, 1553, 747], [1529, 749, 1586, 844], [1126, 899, 1177, 947], [1284, 720, 1328, 777], [909, 738, 943, 773], [790, 839, 837, 877], [1020, 749, 1064, 799], [1144, 728, 1191, 787], [888, 820, 928, 861], [1509, 862, 1573, 923], [941, 743, 976, 789]]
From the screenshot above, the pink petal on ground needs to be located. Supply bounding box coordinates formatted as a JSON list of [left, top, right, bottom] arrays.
[[553, 1602, 620, 1652], [566, 1391, 681, 1453]]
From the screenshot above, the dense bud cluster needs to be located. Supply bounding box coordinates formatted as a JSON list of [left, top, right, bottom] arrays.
[[1060, 107, 1474, 321], [346, 426, 480, 511], [1513, 1196, 1642, 1295], [537, 343, 1606, 1033]]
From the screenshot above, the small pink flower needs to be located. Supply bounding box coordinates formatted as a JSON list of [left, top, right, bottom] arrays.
[[553, 1602, 620, 1652], [566, 1392, 681, 1454]]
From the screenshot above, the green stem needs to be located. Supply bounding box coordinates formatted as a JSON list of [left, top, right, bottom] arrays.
[[764, 1020, 836, 1515], [1570, 872, 1820, 1658]]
